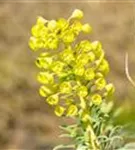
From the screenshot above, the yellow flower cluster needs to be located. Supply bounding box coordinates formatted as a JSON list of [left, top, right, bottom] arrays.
[[29, 9, 115, 117]]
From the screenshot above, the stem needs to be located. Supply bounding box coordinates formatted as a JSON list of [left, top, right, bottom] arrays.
[[86, 122, 101, 150], [95, 52, 104, 70], [79, 96, 101, 150], [125, 52, 135, 88]]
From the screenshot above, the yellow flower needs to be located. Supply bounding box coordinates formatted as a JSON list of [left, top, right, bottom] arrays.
[[95, 78, 106, 90], [87, 52, 95, 62], [75, 40, 92, 52], [66, 104, 78, 117], [98, 59, 110, 75], [29, 37, 43, 51], [80, 110, 90, 122], [91, 41, 102, 51], [76, 53, 89, 66], [91, 41, 104, 58], [51, 61, 65, 74], [73, 65, 85, 76], [77, 85, 88, 97], [84, 68, 95, 81], [60, 48, 75, 64], [37, 72, 54, 84], [62, 30, 75, 43], [46, 94, 59, 105], [46, 34, 59, 49], [35, 54, 52, 69], [54, 105, 65, 117], [31, 24, 48, 38], [57, 18, 69, 30], [91, 94, 102, 105], [82, 23, 92, 33], [71, 21, 82, 34], [47, 20, 57, 31], [59, 81, 72, 94], [39, 85, 52, 97], [95, 72, 104, 79], [37, 16, 48, 25], [104, 83, 115, 96]]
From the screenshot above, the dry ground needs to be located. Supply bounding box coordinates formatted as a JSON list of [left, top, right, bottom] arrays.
[[0, 1, 135, 149]]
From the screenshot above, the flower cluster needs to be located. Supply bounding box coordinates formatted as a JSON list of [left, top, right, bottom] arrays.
[[29, 9, 115, 118]]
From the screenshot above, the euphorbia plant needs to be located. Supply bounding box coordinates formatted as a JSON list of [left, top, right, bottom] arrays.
[[29, 9, 124, 150]]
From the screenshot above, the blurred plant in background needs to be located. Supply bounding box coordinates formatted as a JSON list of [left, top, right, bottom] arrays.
[[29, 9, 135, 150]]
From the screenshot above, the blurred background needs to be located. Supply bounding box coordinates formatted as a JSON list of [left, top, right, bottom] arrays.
[[0, 1, 135, 149]]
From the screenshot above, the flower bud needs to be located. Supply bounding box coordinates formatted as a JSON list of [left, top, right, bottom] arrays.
[[51, 61, 65, 74], [54, 105, 65, 117], [91, 94, 102, 105], [62, 30, 75, 43], [87, 52, 95, 62], [80, 110, 90, 122], [60, 48, 75, 64], [76, 53, 89, 65], [46, 94, 59, 105], [37, 16, 48, 25], [82, 23, 92, 33], [77, 85, 88, 97], [29, 37, 42, 51], [71, 21, 82, 34], [66, 104, 78, 117], [95, 72, 104, 79], [104, 83, 115, 96], [73, 65, 85, 76], [39, 85, 52, 97], [37, 72, 54, 84], [84, 68, 95, 80], [59, 81, 72, 94], [95, 78, 106, 90], [71, 9, 83, 19], [48, 38, 58, 50], [91, 41, 102, 51], [76, 40, 92, 52], [98, 59, 110, 75], [35, 55, 52, 69], [48, 20, 57, 31], [57, 18, 69, 29]]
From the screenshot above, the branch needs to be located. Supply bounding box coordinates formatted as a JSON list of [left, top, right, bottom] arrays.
[[125, 52, 135, 88]]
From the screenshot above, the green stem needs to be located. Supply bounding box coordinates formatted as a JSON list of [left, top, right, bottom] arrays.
[[79, 97, 101, 150], [86, 123, 101, 150]]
